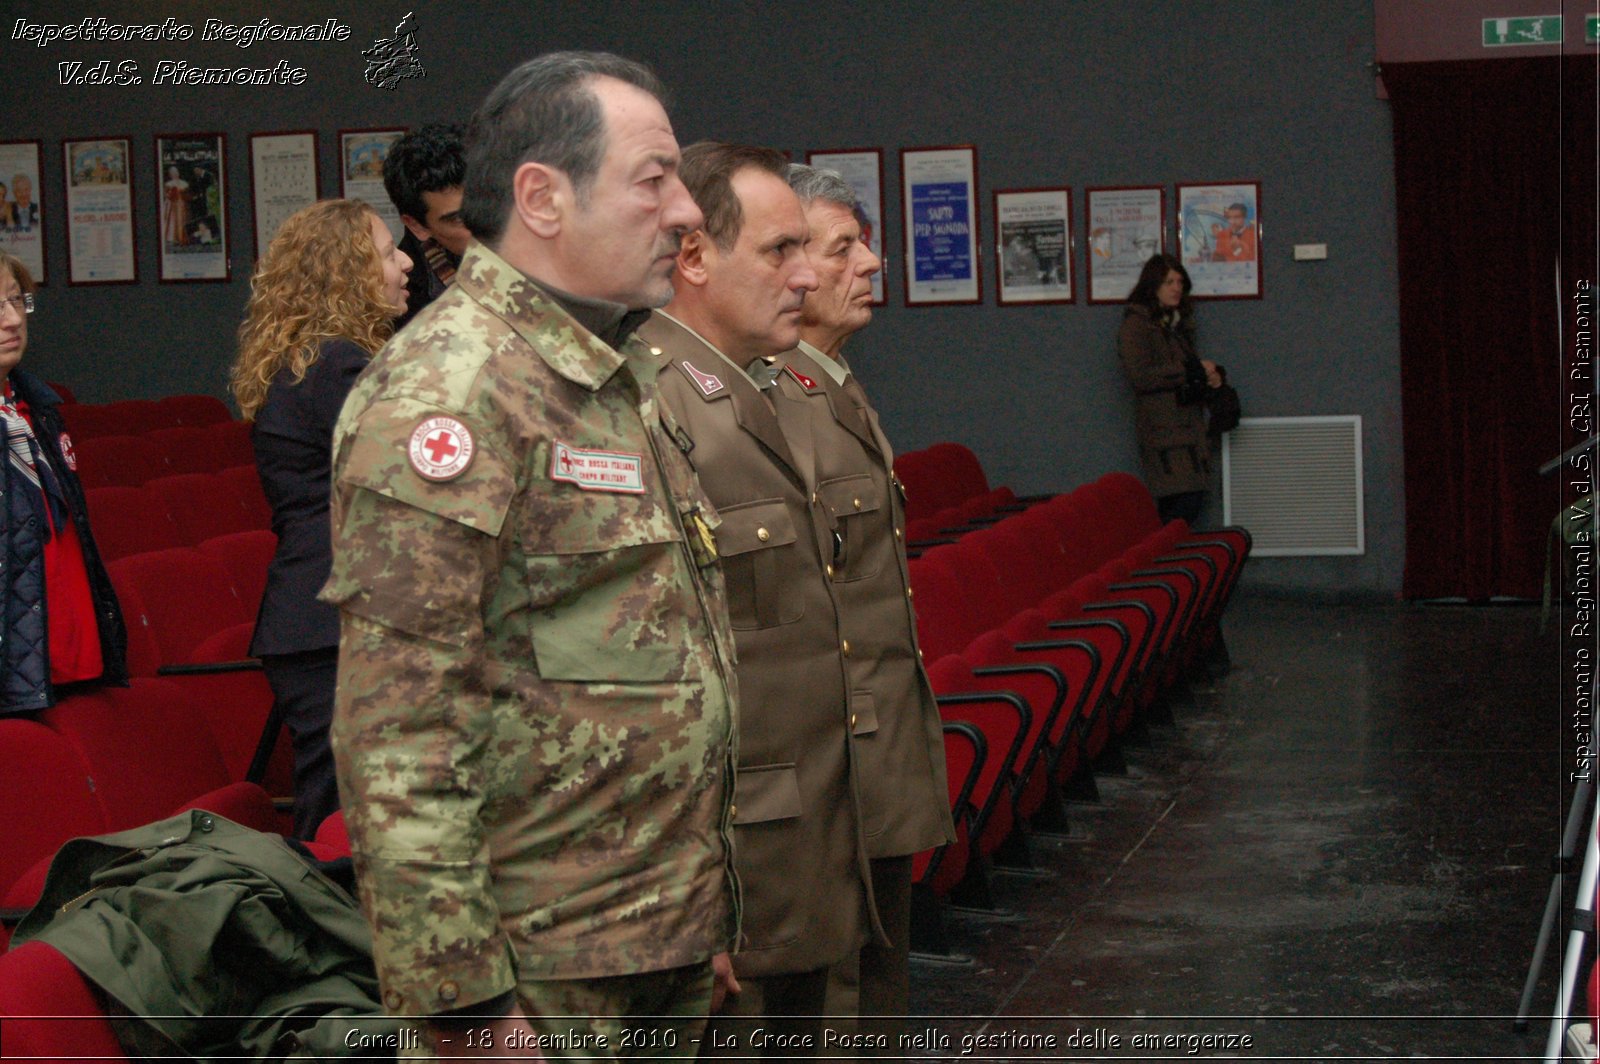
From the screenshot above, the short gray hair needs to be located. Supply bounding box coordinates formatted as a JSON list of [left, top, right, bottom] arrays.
[[784, 163, 857, 211]]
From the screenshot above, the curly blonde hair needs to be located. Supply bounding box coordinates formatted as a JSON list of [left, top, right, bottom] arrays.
[[231, 199, 394, 420]]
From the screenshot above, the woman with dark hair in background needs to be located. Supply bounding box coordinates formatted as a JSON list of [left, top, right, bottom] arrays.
[[0, 252, 127, 716], [1119, 253, 1222, 525], [229, 199, 411, 838]]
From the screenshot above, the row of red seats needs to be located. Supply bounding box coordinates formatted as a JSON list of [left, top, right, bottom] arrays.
[[87, 469, 272, 561], [907, 472, 1249, 952], [0, 681, 293, 947], [0, 388, 294, 1058], [57, 393, 234, 439], [0, 536, 294, 930], [74, 422, 256, 488], [895, 441, 1050, 540]]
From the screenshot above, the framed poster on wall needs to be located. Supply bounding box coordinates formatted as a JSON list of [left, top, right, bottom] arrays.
[[340, 127, 406, 242], [0, 141, 46, 285], [900, 145, 980, 306], [1085, 185, 1166, 304], [63, 137, 136, 285], [1178, 180, 1262, 299], [155, 132, 229, 282], [806, 147, 887, 305], [994, 186, 1073, 305], [251, 130, 321, 257]]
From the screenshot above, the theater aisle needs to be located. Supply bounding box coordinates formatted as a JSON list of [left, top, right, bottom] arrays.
[[909, 595, 1565, 1060]]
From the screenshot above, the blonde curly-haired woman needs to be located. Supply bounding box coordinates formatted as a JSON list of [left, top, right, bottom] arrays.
[[230, 199, 411, 838]]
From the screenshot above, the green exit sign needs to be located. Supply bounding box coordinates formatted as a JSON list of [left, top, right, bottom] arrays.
[[1589, 14, 1600, 43], [1482, 15, 1563, 46]]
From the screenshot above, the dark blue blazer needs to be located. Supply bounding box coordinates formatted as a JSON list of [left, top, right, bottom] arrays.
[[248, 340, 368, 658], [0, 371, 128, 714]]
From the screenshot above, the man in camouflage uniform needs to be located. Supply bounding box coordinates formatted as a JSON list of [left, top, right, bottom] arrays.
[[780, 164, 954, 1048], [321, 52, 739, 1060]]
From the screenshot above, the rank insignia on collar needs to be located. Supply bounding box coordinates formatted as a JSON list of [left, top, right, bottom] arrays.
[[681, 361, 725, 397], [785, 365, 819, 391]]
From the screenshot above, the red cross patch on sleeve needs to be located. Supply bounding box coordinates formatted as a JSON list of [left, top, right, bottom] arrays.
[[408, 416, 475, 481]]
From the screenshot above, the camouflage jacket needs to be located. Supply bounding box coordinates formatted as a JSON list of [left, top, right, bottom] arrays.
[[321, 244, 740, 1017]]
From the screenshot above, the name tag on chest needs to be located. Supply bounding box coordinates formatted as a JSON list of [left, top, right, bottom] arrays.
[[551, 441, 646, 494]]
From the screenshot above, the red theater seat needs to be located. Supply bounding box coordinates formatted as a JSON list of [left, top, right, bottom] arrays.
[[219, 464, 273, 528], [198, 529, 277, 619], [206, 419, 258, 470], [85, 486, 184, 562], [149, 425, 226, 475], [144, 473, 259, 545], [0, 941, 128, 1063], [71, 434, 170, 488], [38, 681, 236, 832], [154, 393, 233, 427], [107, 548, 251, 666], [0, 718, 104, 901]]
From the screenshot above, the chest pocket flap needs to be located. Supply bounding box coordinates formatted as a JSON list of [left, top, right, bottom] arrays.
[[817, 474, 883, 581], [816, 474, 881, 521], [716, 499, 803, 630], [717, 498, 798, 556]]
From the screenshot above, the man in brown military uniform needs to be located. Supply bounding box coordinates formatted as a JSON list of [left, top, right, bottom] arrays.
[[639, 143, 876, 1055], [322, 53, 739, 1060], [777, 165, 955, 1046]]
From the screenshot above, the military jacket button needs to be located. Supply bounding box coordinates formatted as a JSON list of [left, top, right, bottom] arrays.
[[384, 991, 403, 1010], [438, 981, 460, 1003], [756, 527, 770, 542], [825, 564, 834, 578], [841, 640, 851, 657], [852, 497, 862, 509]]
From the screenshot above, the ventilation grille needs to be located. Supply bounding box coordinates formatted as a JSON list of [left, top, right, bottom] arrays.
[[1222, 416, 1364, 556]]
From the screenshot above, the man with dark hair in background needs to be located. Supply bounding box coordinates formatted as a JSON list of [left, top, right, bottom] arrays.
[[324, 53, 738, 1060], [382, 124, 471, 328], [641, 142, 878, 1055]]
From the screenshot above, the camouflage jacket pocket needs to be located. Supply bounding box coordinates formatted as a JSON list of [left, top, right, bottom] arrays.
[[521, 482, 703, 683]]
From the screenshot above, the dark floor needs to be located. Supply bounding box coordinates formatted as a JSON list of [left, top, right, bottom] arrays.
[[906, 594, 1577, 1062]]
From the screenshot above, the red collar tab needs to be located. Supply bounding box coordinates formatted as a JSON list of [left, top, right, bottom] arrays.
[[785, 365, 818, 391]]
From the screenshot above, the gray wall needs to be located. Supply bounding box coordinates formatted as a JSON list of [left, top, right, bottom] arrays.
[[0, 0, 1402, 596]]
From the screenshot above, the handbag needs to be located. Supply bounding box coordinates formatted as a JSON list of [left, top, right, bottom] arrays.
[[1206, 364, 1241, 437]]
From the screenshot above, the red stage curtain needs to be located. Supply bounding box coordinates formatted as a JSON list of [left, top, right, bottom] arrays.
[[1386, 58, 1594, 600]]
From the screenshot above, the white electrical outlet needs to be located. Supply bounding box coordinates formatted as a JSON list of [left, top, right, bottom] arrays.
[[1293, 244, 1328, 261]]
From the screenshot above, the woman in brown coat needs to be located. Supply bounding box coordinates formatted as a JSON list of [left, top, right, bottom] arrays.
[[1119, 253, 1221, 524]]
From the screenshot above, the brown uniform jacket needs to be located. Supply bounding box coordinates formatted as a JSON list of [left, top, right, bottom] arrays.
[[641, 312, 874, 978], [773, 345, 954, 859], [1119, 303, 1212, 498]]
